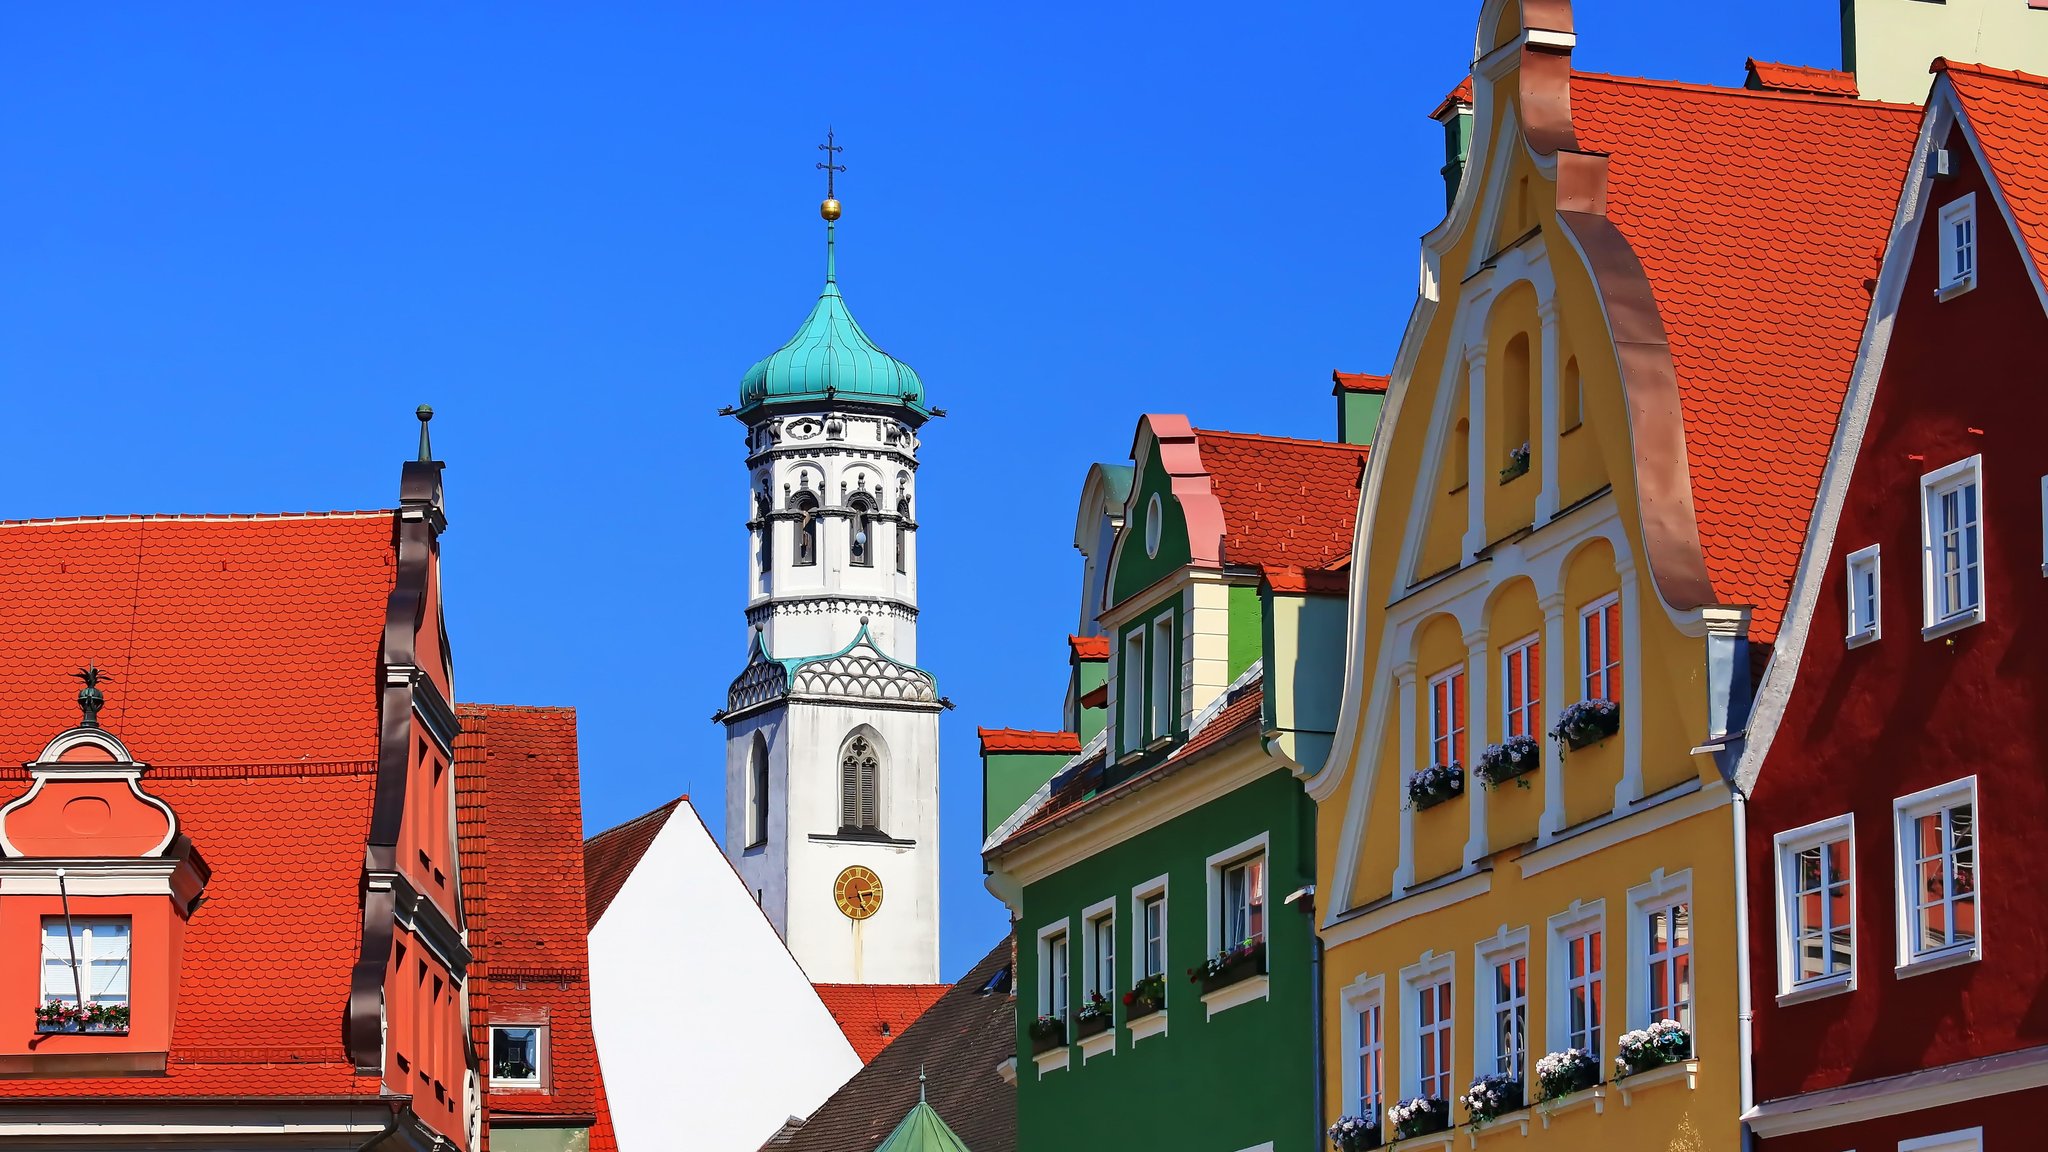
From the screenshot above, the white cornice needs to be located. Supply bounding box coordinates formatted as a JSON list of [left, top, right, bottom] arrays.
[[1744, 1042, 2048, 1137]]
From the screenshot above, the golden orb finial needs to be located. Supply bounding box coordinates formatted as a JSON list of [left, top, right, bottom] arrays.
[[821, 197, 842, 221]]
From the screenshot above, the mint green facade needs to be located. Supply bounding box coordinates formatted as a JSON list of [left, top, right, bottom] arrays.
[[1014, 766, 1317, 1152], [983, 748, 1068, 841], [489, 1125, 590, 1152]]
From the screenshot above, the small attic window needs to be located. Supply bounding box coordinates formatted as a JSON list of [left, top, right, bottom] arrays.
[[1938, 195, 1977, 299], [1144, 494, 1163, 558], [39, 918, 130, 1032], [491, 1024, 546, 1090]]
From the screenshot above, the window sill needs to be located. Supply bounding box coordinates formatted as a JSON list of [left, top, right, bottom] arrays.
[[1201, 972, 1270, 1020], [33, 1025, 129, 1037], [1896, 944, 1980, 980], [1936, 275, 1977, 302], [1536, 1085, 1606, 1127], [1921, 611, 1984, 642], [994, 1056, 1017, 1085], [1776, 974, 1854, 1007], [1845, 627, 1880, 649], [1617, 1059, 1697, 1107], [1388, 1132, 1456, 1152], [1463, 1108, 1532, 1143], [1145, 735, 1174, 752], [1078, 1028, 1116, 1064], [1127, 1008, 1168, 1045], [1032, 1046, 1070, 1079], [807, 831, 917, 847]]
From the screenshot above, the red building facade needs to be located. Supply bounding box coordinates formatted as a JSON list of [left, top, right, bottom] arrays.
[[1739, 62, 2048, 1152]]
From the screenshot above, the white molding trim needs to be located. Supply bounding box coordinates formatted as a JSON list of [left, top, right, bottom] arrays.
[[1624, 868, 1693, 1034], [1033, 1046, 1070, 1079], [1128, 1008, 1168, 1045], [1543, 898, 1606, 1058], [1744, 1043, 2048, 1137], [1202, 973, 1271, 1020], [1771, 812, 1857, 999], [1472, 924, 1531, 1079], [1900, 1129, 1982, 1152], [1917, 454, 1986, 636], [1338, 971, 1387, 1122], [1516, 778, 1725, 879], [1078, 1026, 1116, 1064], [1617, 1059, 1697, 1107], [1320, 868, 1492, 950], [1399, 949, 1457, 1100], [1892, 775, 1980, 972], [1206, 831, 1271, 954]]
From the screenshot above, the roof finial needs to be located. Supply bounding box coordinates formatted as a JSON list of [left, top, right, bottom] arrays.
[[817, 129, 845, 284], [416, 404, 434, 461], [73, 663, 109, 729], [918, 1064, 927, 1102]]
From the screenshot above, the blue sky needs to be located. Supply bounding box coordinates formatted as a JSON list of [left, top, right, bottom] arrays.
[[0, 2, 1839, 978]]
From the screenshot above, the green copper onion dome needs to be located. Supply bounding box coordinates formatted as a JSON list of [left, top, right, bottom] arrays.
[[738, 203, 929, 418]]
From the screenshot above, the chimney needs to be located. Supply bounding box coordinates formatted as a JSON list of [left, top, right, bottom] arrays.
[[1431, 79, 1475, 210], [1332, 372, 1389, 448]]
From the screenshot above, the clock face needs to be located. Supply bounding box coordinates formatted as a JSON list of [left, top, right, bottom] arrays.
[[834, 865, 884, 921]]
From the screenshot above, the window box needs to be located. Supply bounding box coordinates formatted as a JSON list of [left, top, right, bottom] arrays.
[[1328, 1113, 1384, 1151], [1074, 1005, 1113, 1042], [1123, 974, 1166, 1021], [1460, 1074, 1525, 1124], [1475, 736, 1540, 791], [1387, 1096, 1451, 1141], [34, 1000, 128, 1036], [1533, 1048, 1600, 1102], [1551, 700, 1619, 751], [1192, 938, 1266, 995], [1407, 764, 1466, 810], [1498, 443, 1531, 484], [1028, 1016, 1067, 1057], [1613, 1021, 1691, 1079]]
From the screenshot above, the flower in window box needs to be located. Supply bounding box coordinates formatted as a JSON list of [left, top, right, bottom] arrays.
[[1187, 937, 1266, 993], [35, 998, 128, 1035], [1550, 699, 1620, 750], [1028, 1013, 1067, 1056], [1474, 735, 1541, 790], [1327, 1111, 1383, 1151], [1405, 762, 1466, 810], [1074, 991, 1114, 1039], [1614, 1020, 1692, 1078], [1459, 1073, 1525, 1125], [1533, 1048, 1601, 1101], [1386, 1096, 1450, 1140], [1123, 973, 1167, 1020], [1499, 442, 1531, 483]]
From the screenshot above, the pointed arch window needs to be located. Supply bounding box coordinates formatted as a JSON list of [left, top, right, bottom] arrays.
[[840, 734, 880, 834], [895, 496, 912, 574], [793, 493, 819, 567], [746, 732, 770, 849], [756, 491, 774, 576], [848, 494, 876, 568]]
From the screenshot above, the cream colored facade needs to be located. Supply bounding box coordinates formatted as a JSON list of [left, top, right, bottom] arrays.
[[1843, 0, 2048, 105], [1305, 3, 1752, 1149]]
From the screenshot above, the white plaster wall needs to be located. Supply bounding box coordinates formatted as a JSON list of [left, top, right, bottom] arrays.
[[779, 699, 941, 984], [589, 801, 860, 1152], [724, 711, 789, 931]]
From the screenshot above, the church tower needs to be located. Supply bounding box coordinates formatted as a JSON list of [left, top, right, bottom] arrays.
[[719, 144, 942, 985]]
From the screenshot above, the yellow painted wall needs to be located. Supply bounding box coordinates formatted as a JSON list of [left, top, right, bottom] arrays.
[[1484, 286, 1541, 544]]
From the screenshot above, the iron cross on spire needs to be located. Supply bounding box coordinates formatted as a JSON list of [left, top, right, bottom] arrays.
[[817, 129, 845, 199]]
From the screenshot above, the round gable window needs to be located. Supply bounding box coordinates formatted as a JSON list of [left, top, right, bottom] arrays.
[[1144, 494, 1163, 558]]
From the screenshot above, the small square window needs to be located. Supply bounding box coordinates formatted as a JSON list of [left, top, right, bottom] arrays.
[[491, 1024, 546, 1090], [1937, 194, 1977, 297], [1919, 456, 1985, 636], [1845, 544, 1881, 645]]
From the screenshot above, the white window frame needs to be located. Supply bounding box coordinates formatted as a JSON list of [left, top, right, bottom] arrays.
[[1937, 194, 1978, 298], [1919, 455, 1985, 638], [40, 916, 131, 1009], [1149, 611, 1175, 741], [2040, 474, 2048, 578], [1473, 927, 1531, 1081], [1399, 950, 1456, 1102], [1580, 592, 1622, 703], [490, 1022, 547, 1090], [1625, 869, 1694, 1033], [1131, 875, 1169, 986], [1120, 628, 1146, 754], [1036, 919, 1072, 1024], [1501, 634, 1542, 739], [1899, 1127, 1983, 1152], [1893, 776, 1981, 976], [1081, 898, 1116, 1007], [1206, 833, 1270, 952], [1339, 973, 1387, 1127], [1426, 664, 1466, 768], [1845, 544, 1882, 646], [1544, 900, 1606, 1062], [1773, 814, 1857, 1002]]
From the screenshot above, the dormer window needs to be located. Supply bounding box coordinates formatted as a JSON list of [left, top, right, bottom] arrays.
[[1938, 194, 1977, 298], [39, 918, 130, 1032], [491, 1023, 546, 1090]]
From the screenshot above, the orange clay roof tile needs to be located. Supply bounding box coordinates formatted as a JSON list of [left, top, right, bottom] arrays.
[[1745, 59, 1859, 97], [583, 798, 685, 930], [1067, 634, 1110, 661], [1572, 72, 1921, 641], [811, 983, 952, 1064], [1191, 430, 1365, 574], [1937, 59, 2048, 289], [976, 728, 1082, 755]]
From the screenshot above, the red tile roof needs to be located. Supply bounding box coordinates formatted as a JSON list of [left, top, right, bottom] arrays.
[[1192, 430, 1365, 572], [456, 713, 494, 1152], [1572, 73, 1920, 640], [1938, 59, 2048, 288], [1746, 59, 1858, 97], [1433, 77, 1474, 120], [0, 512, 396, 1098], [811, 983, 952, 1063], [1261, 561, 1350, 595], [1067, 634, 1110, 661], [976, 728, 1082, 755], [1332, 370, 1390, 395], [583, 797, 685, 930], [458, 704, 612, 1131]]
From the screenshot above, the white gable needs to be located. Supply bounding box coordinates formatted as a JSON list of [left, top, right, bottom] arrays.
[[589, 800, 860, 1151]]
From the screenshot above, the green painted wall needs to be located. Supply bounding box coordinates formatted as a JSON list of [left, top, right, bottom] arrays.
[[1336, 389, 1384, 447], [1227, 584, 1263, 682], [1108, 446, 1191, 608], [1068, 656, 1108, 744], [490, 1125, 589, 1152], [984, 749, 1071, 841], [1014, 765, 1317, 1152]]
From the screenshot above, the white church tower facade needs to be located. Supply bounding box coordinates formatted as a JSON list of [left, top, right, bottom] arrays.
[[718, 162, 942, 985]]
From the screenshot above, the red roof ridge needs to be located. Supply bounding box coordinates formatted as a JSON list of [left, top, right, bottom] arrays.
[[582, 797, 687, 928], [1332, 370, 1390, 395], [1933, 57, 2048, 87], [1191, 427, 1363, 453], [1576, 68, 1921, 111], [1068, 634, 1110, 660], [1744, 59, 1858, 98], [0, 509, 395, 529], [977, 728, 1082, 755], [1431, 76, 1474, 120], [456, 702, 577, 716]]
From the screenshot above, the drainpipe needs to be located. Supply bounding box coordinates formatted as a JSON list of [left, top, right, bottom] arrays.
[[1288, 884, 1323, 1150], [1732, 790, 1756, 1152]]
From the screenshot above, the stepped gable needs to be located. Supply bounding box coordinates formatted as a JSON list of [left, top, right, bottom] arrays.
[[0, 511, 395, 1097], [1190, 430, 1366, 572], [812, 983, 953, 1063], [458, 704, 615, 1144], [1569, 71, 1920, 640], [1938, 59, 2048, 285]]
